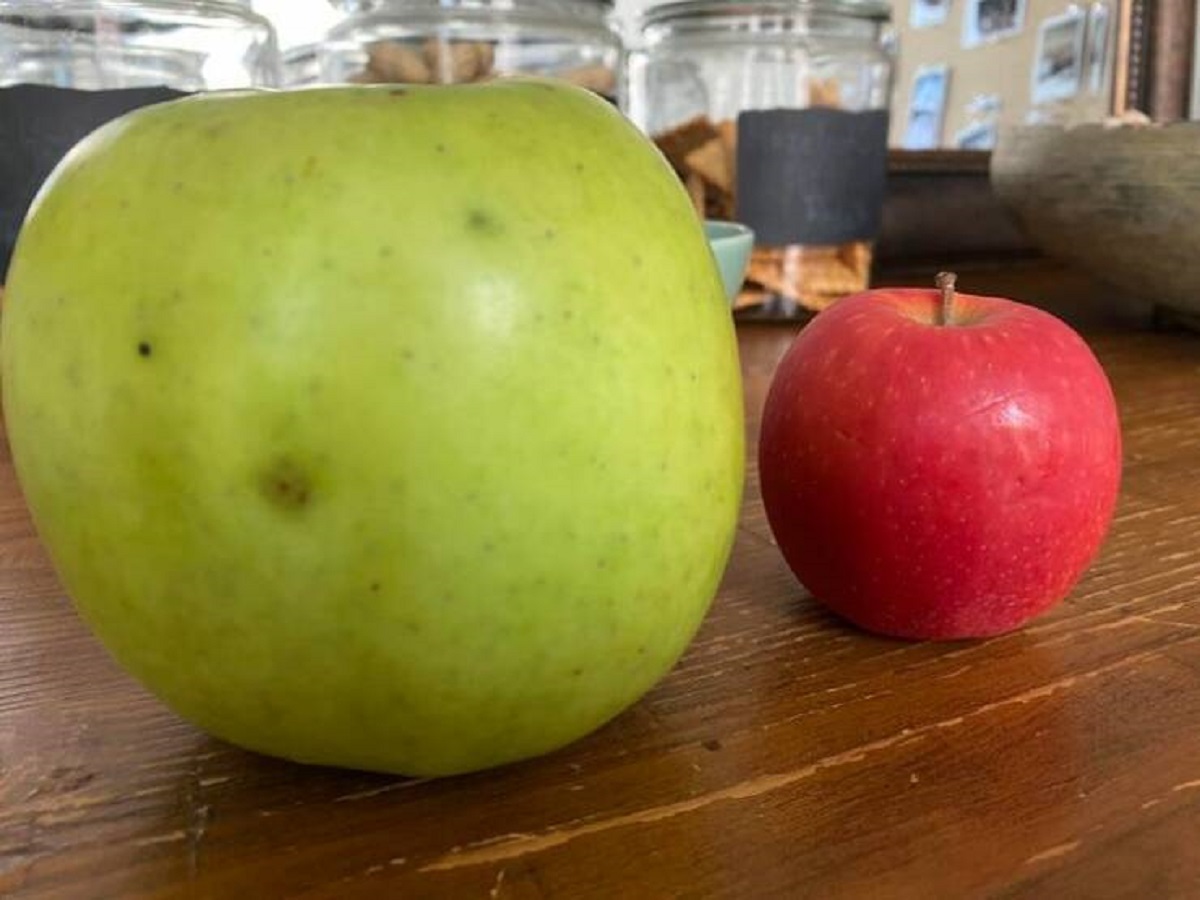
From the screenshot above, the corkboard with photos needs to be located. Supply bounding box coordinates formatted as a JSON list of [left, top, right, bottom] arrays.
[[891, 0, 1119, 149]]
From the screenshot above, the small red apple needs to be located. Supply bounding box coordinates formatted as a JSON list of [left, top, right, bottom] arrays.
[[759, 274, 1122, 640]]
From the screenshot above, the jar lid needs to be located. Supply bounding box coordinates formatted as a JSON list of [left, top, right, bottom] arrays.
[[641, 0, 890, 27], [329, 0, 614, 11], [0, 0, 255, 6]]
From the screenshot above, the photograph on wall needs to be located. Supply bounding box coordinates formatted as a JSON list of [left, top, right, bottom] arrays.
[[910, 0, 951, 29], [965, 92, 1003, 117], [962, 0, 1027, 47], [1032, 10, 1086, 105], [1086, 3, 1110, 93], [955, 93, 1001, 148], [1194, 0, 1200, 118], [954, 121, 998, 149], [902, 65, 951, 150]]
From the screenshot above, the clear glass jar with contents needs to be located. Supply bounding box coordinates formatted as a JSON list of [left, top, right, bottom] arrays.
[[320, 0, 623, 102], [0, 0, 279, 90], [282, 43, 321, 88], [0, 1, 277, 279], [630, 0, 894, 317]]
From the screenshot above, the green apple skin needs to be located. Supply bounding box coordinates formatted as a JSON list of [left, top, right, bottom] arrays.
[[1, 82, 743, 776]]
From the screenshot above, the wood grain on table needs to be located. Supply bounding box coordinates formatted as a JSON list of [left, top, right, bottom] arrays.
[[3, 318, 1200, 899]]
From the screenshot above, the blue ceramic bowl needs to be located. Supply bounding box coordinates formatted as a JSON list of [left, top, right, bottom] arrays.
[[704, 220, 754, 304]]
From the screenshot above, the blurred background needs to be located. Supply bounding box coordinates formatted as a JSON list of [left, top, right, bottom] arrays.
[[2, 0, 1192, 322], [251, 0, 338, 50], [243, 0, 1135, 150]]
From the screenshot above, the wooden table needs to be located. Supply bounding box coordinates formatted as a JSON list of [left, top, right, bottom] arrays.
[[4, 299, 1200, 898]]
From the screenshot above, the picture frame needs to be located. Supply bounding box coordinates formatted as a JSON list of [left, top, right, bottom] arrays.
[[1031, 10, 1087, 105], [1192, 0, 1200, 118], [1121, 0, 1194, 120], [1087, 3, 1112, 94], [910, 0, 951, 29], [962, 0, 1027, 48], [903, 65, 952, 150], [954, 121, 999, 149]]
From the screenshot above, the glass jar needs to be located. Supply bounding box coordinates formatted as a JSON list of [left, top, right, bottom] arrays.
[[282, 43, 321, 88], [0, 0, 280, 90], [319, 0, 623, 102], [631, 0, 894, 317]]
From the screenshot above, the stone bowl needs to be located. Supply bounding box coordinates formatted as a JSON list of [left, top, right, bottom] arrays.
[[991, 122, 1200, 316]]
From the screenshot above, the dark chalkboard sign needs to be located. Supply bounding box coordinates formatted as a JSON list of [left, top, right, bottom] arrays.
[[735, 108, 890, 247], [1, 84, 187, 279]]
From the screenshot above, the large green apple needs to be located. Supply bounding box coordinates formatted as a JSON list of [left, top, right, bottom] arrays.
[[1, 81, 743, 776]]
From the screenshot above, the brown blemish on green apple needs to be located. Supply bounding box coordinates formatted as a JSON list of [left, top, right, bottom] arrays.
[[466, 208, 501, 235], [137, 342, 153, 358], [260, 458, 314, 511]]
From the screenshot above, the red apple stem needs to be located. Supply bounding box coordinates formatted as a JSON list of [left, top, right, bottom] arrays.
[[935, 272, 957, 326]]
